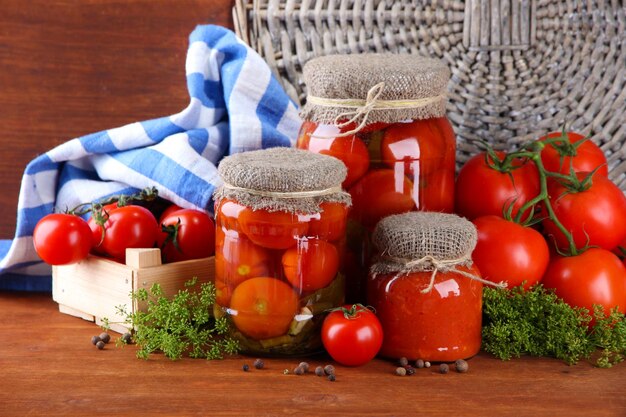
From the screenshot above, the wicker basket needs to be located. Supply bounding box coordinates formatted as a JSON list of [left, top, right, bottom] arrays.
[[233, 0, 626, 189]]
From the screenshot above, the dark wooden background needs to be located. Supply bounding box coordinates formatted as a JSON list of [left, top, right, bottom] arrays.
[[0, 0, 234, 238]]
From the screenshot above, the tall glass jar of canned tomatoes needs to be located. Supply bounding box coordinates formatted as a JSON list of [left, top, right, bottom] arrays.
[[298, 54, 456, 303], [213, 148, 351, 356], [368, 212, 485, 362]]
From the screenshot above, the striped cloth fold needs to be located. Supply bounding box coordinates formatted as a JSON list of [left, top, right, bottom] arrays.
[[0, 25, 302, 291]]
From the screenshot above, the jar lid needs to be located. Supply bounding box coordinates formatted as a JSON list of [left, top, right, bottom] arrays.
[[300, 53, 450, 125], [371, 212, 477, 275], [214, 147, 351, 214]]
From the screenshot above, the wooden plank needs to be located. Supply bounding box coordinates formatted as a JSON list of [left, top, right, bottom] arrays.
[[1, 291, 626, 416]]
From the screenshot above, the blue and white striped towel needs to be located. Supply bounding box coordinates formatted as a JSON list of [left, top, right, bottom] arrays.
[[0, 25, 302, 291]]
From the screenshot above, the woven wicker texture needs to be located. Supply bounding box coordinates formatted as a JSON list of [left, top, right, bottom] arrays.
[[233, 1, 626, 190]]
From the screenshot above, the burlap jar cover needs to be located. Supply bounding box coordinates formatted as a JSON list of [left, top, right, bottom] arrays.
[[371, 212, 506, 292], [300, 53, 450, 135], [214, 147, 351, 212]]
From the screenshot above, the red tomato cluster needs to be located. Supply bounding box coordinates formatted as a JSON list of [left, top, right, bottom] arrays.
[[214, 198, 348, 340], [457, 131, 626, 323], [33, 199, 215, 265]]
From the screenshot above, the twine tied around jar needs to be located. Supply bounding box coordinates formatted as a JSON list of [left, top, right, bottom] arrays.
[[306, 82, 447, 138], [221, 183, 343, 199], [375, 254, 508, 294]]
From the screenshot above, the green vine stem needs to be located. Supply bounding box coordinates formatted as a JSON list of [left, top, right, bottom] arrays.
[[66, 186, 159, 217]]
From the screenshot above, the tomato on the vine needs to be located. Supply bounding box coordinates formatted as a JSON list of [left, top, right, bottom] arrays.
[[282, 238, 339, 293], [157, 208, 216, 263], [472, 215, 549, 290], [88, 202, 119, 253], [321, 304, 383, 366], [539, 131, 608, 178], [542, 248, 626, 325], [455, 151, 540, 221], [542, 172, 626, 251], [91, 205, 159, 261], [33, 213, 93, 265]]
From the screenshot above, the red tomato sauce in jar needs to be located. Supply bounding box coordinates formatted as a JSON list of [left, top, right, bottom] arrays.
[[367, 265, 483, 361]]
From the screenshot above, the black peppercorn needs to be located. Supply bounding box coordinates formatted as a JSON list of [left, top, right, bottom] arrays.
[[293, 366, 305, 375], [398, 357, 409, 367], [455, 359, 469, 373], [121, 332, 132, 344], [91, 335, 101, 345], [405, 366, 416, 376], [242, 364, 250, 372], [99, 332, 111, 344], [439, 363, 449, 374], [327, 374, 336, 382], [395, 367, 407, 376], [315, 366, 325, 377], [254, 358, 265, 369], [298, 361, 310, 373], [96, 340, 105, 350], [323, 365, 335, 375], [415, 359, 425, 369]]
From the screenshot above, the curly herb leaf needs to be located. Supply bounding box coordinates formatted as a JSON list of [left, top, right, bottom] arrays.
[[114, 278, 239, 360]]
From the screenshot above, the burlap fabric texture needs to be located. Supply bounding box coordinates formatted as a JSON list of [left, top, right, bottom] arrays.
[[299, 54, 450, 125], [370, 211, 477, 277], [214, 147, 351, 214]]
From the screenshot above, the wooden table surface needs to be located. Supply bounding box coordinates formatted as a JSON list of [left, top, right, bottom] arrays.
[[1, 291, 625, 417]]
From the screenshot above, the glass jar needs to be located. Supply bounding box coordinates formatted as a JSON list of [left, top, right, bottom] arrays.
[[213, 148, 350, 356], [368, 212, 483, 362], [368, 265, 483, 361], [298, 54, 456, 304]]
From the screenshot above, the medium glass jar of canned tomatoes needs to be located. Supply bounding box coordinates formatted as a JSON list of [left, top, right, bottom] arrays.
[[298, 54, 456, 303], [368, 212, 485, 362], [213, 148, 351, 356]]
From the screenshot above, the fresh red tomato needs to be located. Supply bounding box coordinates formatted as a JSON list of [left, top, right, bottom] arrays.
[[472, 216, 550, 289], [282, 238, 339, 293], [348, 169, 416, 229], [91, 205, 159, 261], [539, 131, 608, 177], [297, 122, 370, 188], [307, 202, 349, 241], [159, 203, 184, 223], [215, 232, 272, 287], [455, 151, 540, 221], [542, 248, 626, 325], [238, 207, 309, 250], [157, 208, 216, 263], [33, 213, 93, 265], [87, 202, 119, 254], [542, 172, 626, 251], [321, 304, 384, 366]]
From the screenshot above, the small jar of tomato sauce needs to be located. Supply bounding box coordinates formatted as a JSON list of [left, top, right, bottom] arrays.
[[367, 212, 484, 362], [213, 148, 351, 356], [298, 54, 456, 304]]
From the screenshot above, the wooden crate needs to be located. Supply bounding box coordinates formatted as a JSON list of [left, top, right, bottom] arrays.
[[52, 248, 215, 333]]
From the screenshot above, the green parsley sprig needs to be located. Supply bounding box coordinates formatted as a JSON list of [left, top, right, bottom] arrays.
[[482, 285, 626, 367], [106, 277, 239, 360]]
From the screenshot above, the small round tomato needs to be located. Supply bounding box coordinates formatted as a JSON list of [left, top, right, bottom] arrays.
[[348, 169, 416, 229], [307, 202, 349, 241], [539, 131, 608, 177], [542, 248, 626, 325], [215, 198, 245, 231], [321, 304, 384, 366], [472, 215, 550, 289], [159, 203, 184, 223], [33, 213, 93, 265], [215, 232, 272, 287], [297, 123, 370, 188], [542, 173, 626, 251], [214, 277, 233, 307], [87, 202, 119, 254], [282, 238, 340, 293], [381, 118, 447, 177], [157, 208, 216, 263], [455, 151, 540, 221], [229, 277, 299, 340], [238, 208, 309, 250], [92, 205, 159, 261]]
